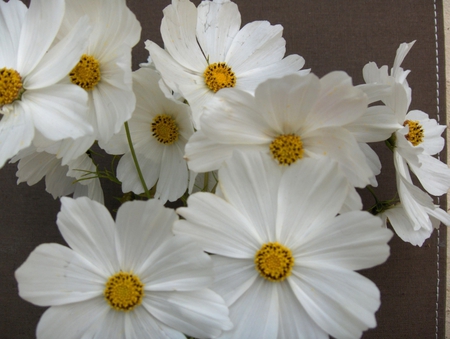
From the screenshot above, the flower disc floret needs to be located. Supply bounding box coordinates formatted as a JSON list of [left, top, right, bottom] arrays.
[[0, 68, 23, 107], [104, 271, 144, 311], [270, 134, 304, 165], [69, 54, 101, 90], [151, 114, 179, 144], [204, 62, 236, 93], [255, 242, 294, 282], [403, 119, 424, 146]]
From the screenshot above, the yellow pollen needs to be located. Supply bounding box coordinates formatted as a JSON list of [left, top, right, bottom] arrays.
[[255, 242, 294, 282], [0, 68, 23, 106], [204, 62, 236, 92], [403, 120, 424, 146], [270, 134, 304, 165], [151, 114, 179, 145], [104, 272, 144, 311], [69, 54, 101, 90]]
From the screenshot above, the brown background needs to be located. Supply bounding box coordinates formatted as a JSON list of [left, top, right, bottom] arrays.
[[0, 1, 447, 338]]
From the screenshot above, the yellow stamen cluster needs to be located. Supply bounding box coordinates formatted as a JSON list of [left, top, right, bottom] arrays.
[[204, 62, 236, 92], [104, 272, 144, 311], [0, 68, 23, 106], [151, 114, 179, 145], [403, 120, 424, 146], [69, 54, 101, 90], [255, 242, 294, 282], [269, 134, 304, 165]]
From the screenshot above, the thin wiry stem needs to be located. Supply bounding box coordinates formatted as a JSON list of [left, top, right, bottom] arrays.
[[124, 121, 151, 199]]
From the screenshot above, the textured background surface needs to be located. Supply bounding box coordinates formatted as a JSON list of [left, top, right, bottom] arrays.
[[0, 1, 447, 338]]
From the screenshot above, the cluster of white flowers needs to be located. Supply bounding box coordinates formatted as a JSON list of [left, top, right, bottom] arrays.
[[2, 0, 448, 338]]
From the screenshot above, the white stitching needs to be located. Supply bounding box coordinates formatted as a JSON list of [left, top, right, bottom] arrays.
[[434, 0, 441, 337]]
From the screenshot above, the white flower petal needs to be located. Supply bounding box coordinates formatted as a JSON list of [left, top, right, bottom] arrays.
[[24, 16, 91, 89], [201, 89, 273, 144], [0, 103, 34, 168], [276, 157, 348, 247], [143, 289, 232, 339], [294, 211, 391, 270], [175, 192, 261, 258], [196, 0, 241, 62], [0, 0, 27, 68], [218, 150, 281, 242], [277, 283, 329, 339], [36, 297, 109, 339], [211, 255, 257, 307], [237, 54, 306, 93], [17, 0, 64, 76], [155, 144, 189, 203], [25, 84, 92, 141], [383, 205, 432, 246], [410, 154, 450, 196], [15, 243, 105, 306], [185, 130, 238, 173], [289, 267, 380, 339], [227, 21, 285, 74], [309, 71, 368, 129], [253, 73, 320, 134], [125, 306, 186, 339], [220, 278, 279, 339], [159, 0, 206, 70], [303, 127, 373, 187], [116, 152, 159, 194], [57, 197, 120, 276]]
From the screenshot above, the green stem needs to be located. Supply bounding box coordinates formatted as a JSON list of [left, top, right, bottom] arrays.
[[124, 121, 151, 199], [366, 185, 379, 204]]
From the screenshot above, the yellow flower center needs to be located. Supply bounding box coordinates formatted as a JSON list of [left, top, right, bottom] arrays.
[[204, 62, 236, 92], [403, 120, 424, 146], [269, 134, 304, 165], [255, 242, 294, 282], [104, 272, 144, 311], [151, 114, 179, 145], [0, 68, 23, 106], [69, 54, 101, 90]]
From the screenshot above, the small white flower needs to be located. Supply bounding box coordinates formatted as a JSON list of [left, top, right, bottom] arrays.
[[59, 0, 141, 145], [104, 68, 194, 203], [12, 146, 103, 203], [0, 0, 94, 168], [147, 0, 307, 128], [185, 72, 376, 189], [16, 197, 232, 339], [175, 151, 392, 339], [363, 42, 450, 197]]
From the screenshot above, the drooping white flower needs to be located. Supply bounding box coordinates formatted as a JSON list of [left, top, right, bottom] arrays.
[[147, 0, 307, 128], [185, 72, 377, 190], [58, 0, 141, 145], [379, 151, 450, 246], [12, 147, 103, 203], [16, 197, 232, 339], [0, 0, 93, 168], [103, 68, 194, 203], [175, 151, 392, 339]]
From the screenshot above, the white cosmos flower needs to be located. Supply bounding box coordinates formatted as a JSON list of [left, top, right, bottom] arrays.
[[185, 72, 376, 189], [363, 42, 450, 197], [0, 0, 94, 168], [175, 151, 392, 339], [12, 147, 103, 203], [104, 68, 194, 203], [146, 0, 307, 128], [15, 197, 232, 339], [58, 0, 141, 145]]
